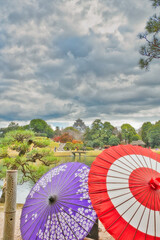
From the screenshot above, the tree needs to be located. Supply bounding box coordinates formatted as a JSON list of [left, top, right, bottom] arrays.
[[83, 120, 117, 147], [59, 132, 73, 143], [0, 130, 58, 185], [108, 135, 120, 146], [54, 126, 61, 137], [121, 124, 137, 143], [141, 122, 153, 146], [0, 122, 21, 137], [83, 119, 103, 147], [138, 0, 160, 69], [101, 122, 114, 145], [29, 119, 54, 138], [147, 121, 160, 147], [63, 127, 82, 140]]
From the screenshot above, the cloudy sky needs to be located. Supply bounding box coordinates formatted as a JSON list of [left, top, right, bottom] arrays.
[[0, 0, 159, 129]]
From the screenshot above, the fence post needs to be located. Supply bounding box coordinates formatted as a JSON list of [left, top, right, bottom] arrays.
[[3, 170, 17, 240]]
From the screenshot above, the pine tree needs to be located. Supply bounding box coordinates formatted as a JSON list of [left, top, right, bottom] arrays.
[[139, 0, 160, 69]]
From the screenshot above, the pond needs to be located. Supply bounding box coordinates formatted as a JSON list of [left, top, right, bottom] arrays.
[[0, 155, 96, 203]]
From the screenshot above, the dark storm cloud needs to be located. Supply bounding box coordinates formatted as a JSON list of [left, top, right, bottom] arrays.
[[0, 0, 159, 128]]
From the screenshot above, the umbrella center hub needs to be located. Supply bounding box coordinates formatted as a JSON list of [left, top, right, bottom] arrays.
[[149, 177, 160, 190], [49, 195, 57, 205]]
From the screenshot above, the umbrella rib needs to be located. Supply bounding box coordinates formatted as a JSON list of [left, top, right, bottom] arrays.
[[120, 145, 144, 168], [106, 182, 144, 186], [57, 200, 97, 224], [21, 201, 46, 219], [59, 188, 89, 197], [58, 178, 88, 197], [28, 190, 49, 198], [54, 163, 84, 194], [60, 196, 90, 201], [53, 162, 76, 195], [54, 205, 68, 240], [22, 200, 47, 209], [122, 146, 154, 177], [99, 186, 148, 219], [103, 149, 136, 171], [154, 189, 160, 237], [21, 203, 47, 228], [26, 196, 46, 200], [128, 145, 153, 176], [59, 166, 89, 195], [93, 184, 151, 207], [137, 146, 151, 171], [51, 203, 60, 240], [98, 156, 132, 174], [107, 189, 149, 236], [55, 202, 79, 240], [147, 148, 153, 170], [22, 204, 49, 237], [55, 201, 93, 238], [104, 174, 128, 180], [57, 198, 93, 209], [116, 190, 152, 240], [46, 206, 53, 240], [30, 206, 50, 240], [154, 190, 156, 238], [93, 191, 131, 206], [145, 191, 154, 239], [35, 206, 51, 240], [90, 172, 149, 183], [132, 191, 153, 240], [155, 152, 158, 172], [109, 147, 138, 169], [92, 163, 130, 176], [139, 147, 154, 175], [90, 184, 146, 194]]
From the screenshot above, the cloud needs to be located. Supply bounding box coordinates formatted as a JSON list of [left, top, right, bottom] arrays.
[[0, 0, 159, 129]]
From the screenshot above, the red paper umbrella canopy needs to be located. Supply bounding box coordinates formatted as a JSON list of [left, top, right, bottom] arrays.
[[88, 145, 160, 240]]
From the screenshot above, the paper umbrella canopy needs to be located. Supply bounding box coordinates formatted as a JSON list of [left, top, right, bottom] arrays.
[[20, 162, 97, 240], [88, 145, 160, 240]]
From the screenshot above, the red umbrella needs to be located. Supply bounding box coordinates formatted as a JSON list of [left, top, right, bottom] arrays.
[[88, 145, 160, 240]]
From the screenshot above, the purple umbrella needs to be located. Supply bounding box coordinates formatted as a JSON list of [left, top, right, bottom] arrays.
[[20, 162, 97, 240]]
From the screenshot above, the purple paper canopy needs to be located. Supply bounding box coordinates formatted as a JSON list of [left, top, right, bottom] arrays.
[[20, 162, 97, 240]]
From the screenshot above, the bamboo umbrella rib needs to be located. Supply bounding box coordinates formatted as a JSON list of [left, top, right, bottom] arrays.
[[99, 186, 148, 219], [125, 145, 153, 175], [23, 200, 47, 209], [59, 168, 88, 195], [145, 192, 154, 239], [57, 200, 97, 224], [54, 205, 67, 240], [132, 192, 152, 240], [56, 201, 92, 237], [21, 203, 48, 229], [59, 178, 88, 197], [23, 205, 50, 239], [103, 150, 136, 171], [55, 163, 84, 194], [41, 207, 53, 240], [53, 163, 77, 194], [55, 202, 79, 240], [98, 156, 132, 174], [21, 201, 46, 219], [92, 163, 130, 177], [116, 191, 153, 240]]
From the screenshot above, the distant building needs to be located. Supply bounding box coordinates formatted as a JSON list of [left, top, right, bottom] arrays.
[[73, 119, 87, 132], [130, 140, 146, 146]]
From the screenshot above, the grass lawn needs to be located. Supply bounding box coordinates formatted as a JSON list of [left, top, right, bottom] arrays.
[[54, 150, 102, 157]]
